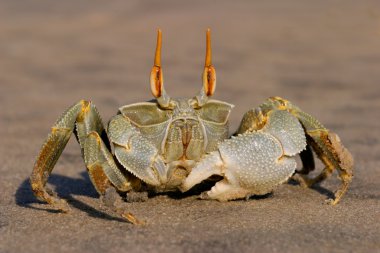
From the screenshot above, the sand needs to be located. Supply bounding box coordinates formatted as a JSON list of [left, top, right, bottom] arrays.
[[1, 0, 379, 252]]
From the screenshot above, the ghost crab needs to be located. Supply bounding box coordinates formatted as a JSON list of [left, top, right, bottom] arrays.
[[30, 29, 353, 223]]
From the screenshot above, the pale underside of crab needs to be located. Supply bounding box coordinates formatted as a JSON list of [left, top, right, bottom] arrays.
[[30, 30, 353, 224]]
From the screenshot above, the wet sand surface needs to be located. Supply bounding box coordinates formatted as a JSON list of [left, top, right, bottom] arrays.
[[1, 1, 380, 252]]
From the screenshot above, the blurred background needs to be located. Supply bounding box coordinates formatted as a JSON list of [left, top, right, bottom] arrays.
[[2, 0, 380, 127], [1, 1, 380, 252]]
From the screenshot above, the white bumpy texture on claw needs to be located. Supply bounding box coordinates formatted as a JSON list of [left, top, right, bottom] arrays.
[[182, 110, 307, 201], [262, 110, 306, 156]]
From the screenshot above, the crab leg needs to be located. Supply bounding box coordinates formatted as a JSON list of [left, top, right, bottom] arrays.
[[258, 97, 354, 205], [83, 131, 131, 193], [30, 100, 130, 212], [295, 130, 353, 205]]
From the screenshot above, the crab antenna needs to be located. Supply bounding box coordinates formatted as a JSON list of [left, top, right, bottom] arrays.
[[150, 29, 171, 107]]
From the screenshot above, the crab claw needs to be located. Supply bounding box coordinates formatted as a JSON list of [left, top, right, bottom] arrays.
[[181, 132, 298, 201], [181, 110, 306, 201]]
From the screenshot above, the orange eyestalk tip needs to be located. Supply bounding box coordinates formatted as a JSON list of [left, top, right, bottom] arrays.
[[154, 29, 162, 67], [205, 28, 211, 67], [150, 29, 164, 98], [202, 29, 216, 97]]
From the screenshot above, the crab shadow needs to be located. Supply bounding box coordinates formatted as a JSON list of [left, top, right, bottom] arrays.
[[287, 178, 335, 199], [165, 182, 335, 201], [15, 171, 125, 222], [16, 172, 336, 221]]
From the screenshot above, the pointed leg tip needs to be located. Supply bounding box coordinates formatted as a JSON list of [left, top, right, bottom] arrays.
[[325, 198, 339, 206], [50, 199, 71, 213], [122, 212, 146, 225], [59, 205, 71, 213]]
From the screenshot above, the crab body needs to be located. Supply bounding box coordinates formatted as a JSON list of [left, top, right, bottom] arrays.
[[107, 98, 232, 192], [30, 30, 353, 223]]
